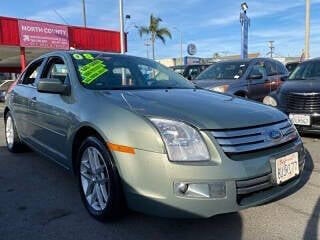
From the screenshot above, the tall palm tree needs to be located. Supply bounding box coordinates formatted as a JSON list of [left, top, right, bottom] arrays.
[[138, 14, 172, 60]]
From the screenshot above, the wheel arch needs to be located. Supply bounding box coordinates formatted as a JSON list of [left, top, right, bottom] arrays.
[[234, 90, 248, 97], [4, 107, 10, 121], [71, 125, 108, 175]]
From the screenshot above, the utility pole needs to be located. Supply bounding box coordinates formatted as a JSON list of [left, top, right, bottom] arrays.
[[82, 0, 87, 27], [268, 40, 275, 58], [305, 0, 310, 59]]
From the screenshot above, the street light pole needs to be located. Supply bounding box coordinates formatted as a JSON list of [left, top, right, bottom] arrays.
[[305, 0, 310, 59], [82, 0, 87, 27], [119, 0, 125, 54], [240, 2, 250, 59]]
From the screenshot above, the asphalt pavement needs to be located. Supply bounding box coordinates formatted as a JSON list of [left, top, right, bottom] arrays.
[[0, 103, 319, 240]]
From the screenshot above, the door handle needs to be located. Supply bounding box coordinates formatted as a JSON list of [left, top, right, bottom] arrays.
[[31, 96, 37, 103]]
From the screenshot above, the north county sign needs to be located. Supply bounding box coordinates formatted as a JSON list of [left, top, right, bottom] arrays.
[[18, 20, 69, 49]]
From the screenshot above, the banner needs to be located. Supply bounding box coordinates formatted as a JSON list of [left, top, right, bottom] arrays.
[[18, 20, 69, 49]]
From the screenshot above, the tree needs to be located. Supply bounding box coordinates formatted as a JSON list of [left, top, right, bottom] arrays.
[[138, 14, 172, 60]]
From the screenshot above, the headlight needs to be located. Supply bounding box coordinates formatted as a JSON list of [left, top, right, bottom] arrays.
[[150, 118, 210, 162], [211, 85, 229, 93], [263, 96, 277, 107]]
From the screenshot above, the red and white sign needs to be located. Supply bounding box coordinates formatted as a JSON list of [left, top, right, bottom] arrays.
[[18, 20, 69, 49]]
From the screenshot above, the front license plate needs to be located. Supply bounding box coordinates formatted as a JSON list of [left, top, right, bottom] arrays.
[[289, 114, 310, 126], [276, 152, 299, 184]]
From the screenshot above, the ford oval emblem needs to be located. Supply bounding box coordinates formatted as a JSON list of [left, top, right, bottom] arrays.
[[269, 129, 282, 140]]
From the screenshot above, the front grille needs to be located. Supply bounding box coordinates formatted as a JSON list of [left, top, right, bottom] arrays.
[[212, 120, 298, 155], [286, 92, 320, 112], [236, 159, 304, 205]]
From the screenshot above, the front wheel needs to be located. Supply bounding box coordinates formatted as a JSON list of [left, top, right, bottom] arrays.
[[77, 136, 125, 221]]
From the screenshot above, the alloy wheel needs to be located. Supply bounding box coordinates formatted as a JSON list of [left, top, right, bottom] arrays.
[[5, 115, 14, 147], [80, 146, 110, 211]]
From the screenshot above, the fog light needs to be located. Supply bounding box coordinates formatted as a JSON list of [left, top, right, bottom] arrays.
[[175, 182, 226, 199], [177, 183, 189, 194]]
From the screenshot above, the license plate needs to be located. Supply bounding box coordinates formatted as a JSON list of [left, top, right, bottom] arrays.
[[289, 114, 310, 126], [276, 152, 299, 185]]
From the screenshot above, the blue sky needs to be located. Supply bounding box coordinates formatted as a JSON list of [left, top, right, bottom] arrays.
[[1, 0, 320, 59]]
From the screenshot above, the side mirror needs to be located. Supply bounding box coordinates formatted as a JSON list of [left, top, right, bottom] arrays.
[[281, 76, 288, 81], [37, 78, 70, 95], [248, 73, 263, 80]]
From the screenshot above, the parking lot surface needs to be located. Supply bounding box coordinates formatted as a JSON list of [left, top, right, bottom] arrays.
[[0, 103, 319, 240]]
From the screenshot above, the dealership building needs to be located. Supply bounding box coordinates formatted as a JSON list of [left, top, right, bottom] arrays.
[[0, 16, 122, 73]]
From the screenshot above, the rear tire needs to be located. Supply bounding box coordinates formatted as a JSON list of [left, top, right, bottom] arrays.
[[5, 112, 26, 153], [77, 136, 125, 222]]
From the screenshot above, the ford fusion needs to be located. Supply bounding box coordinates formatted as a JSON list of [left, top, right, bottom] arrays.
[[4, 51, 305, 221]]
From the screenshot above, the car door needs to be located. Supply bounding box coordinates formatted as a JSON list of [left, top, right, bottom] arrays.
[[265, 60, 281, 93], [32, 55, 73, 166], [10, 58, 45, 141], [247, 61, 268, 101]]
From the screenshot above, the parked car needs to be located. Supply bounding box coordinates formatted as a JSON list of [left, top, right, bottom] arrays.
[[263, 58, 320, 134], [193, 58, 289, 101], [4, 51, 305, 221], [0, 80, 14, 102], [285, 61, 300, 74], [171, 64, 211, 80]]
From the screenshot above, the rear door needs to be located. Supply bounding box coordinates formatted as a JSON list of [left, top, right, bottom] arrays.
[[11, 59, 45, 141]]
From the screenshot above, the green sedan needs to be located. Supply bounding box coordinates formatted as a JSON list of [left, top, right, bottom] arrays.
[[4, 51, 305, 221]]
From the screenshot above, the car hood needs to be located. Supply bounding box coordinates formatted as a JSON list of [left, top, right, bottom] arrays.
[[192, 79, 237, 89], [102, 89, 286, 130], [279, 79, 320, 94]]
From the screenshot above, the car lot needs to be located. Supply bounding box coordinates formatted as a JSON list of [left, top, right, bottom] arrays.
[[0, 102, 319, 240]]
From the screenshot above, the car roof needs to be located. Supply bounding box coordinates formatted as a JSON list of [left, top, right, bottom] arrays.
[[304, 57, 320, 63], [217, 57, 282, 64]]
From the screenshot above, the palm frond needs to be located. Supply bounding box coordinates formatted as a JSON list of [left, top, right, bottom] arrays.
[[138, 26, 150, 37]]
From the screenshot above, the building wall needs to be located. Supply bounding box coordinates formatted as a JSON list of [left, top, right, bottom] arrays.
[[0, 16, 121, 52]]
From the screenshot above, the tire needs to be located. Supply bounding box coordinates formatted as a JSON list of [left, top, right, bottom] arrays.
[[4, 112, 26, 153], [77, 136, 125, 221]]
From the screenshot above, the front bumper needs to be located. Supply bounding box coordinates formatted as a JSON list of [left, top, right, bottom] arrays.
[[278, 107, 320, 134], [113, 138, 305, 218]]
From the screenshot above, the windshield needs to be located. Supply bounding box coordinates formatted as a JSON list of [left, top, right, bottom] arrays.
[[196, 61, 248, 80], [289, 61, 320, 80], [71, 52, 194, 90]]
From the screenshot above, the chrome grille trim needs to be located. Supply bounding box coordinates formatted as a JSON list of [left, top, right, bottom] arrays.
[[212, 120, 298, 154], [286, 92, 320, 112]]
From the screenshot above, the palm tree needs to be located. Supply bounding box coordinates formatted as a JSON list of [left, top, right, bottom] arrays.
[[138, 14, 172, 60]]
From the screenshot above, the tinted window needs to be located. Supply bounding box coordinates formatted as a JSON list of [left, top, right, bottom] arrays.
[[289, 61, 320, 80], [286, 62, 299, 73], [71, 53, 194, 90], [265, 61, 277, 76], [249, 63, 266, 78], [275, 62, 287, 74], [196, 61, 248, 80]]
